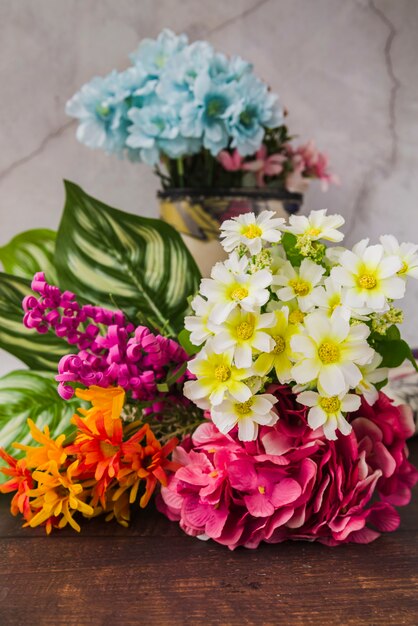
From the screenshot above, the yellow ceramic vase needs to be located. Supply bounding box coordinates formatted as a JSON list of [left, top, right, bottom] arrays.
[[158, 188, 303, 276]]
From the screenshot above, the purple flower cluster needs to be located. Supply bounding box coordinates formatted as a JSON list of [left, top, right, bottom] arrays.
[[23, 272, 189, 404]]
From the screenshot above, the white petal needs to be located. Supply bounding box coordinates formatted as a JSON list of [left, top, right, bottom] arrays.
[[292, 359, 320, 384], [318, 364, 346, 395], [308, 406, 327, 429], [237, 418, 258, 441]]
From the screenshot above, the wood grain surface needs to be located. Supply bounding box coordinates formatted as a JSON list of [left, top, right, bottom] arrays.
[[1, 439, 417, 626]]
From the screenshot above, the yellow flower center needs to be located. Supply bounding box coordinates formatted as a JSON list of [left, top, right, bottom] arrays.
[[289, 279, 311, 297], [318, 341, 340, 364], [230, 286, 249, 301], [242, 224, 262, 239], [272, 335, 286, 354], [398, 261, 408, 275], [209, 470, 218, 478], [214, 364, 231, 382], [358, 273, 377, 290], [289, 309, 305, 325], [319, 396, 341, 414], [236, 321, 254, 340], [235, 398, 254, 415], [258, 485, 266, 494], [100, 441, 120, 457], [307, 227, 321, 237]]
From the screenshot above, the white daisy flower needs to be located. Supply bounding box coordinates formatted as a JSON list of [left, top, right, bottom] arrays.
[[211, 309, 276, 369], [184, 295, 220, 346], [290, 311, 374, 396], [312, 276, 351, 320], [297, 390, 360, 440], [211, 393, 278, 441], [380, 235, 418, 280], [286, 209, 345, 242], [200, 255, 272, 325], [253, 307, 300, 383], [183, 345, 252, 406], [273, 258, 325, 312], [220, 210, 285, 255], [331, 239, 405, 312], [355, 352, 388, 406]]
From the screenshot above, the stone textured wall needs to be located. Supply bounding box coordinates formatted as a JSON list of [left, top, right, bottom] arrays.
[[1, 0, 417, 374]]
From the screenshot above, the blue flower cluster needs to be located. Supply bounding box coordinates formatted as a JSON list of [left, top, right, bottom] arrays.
[[66, 29, 283, 164]]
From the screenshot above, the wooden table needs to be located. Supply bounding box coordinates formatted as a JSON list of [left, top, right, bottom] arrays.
[[1, 439, 417, 626]]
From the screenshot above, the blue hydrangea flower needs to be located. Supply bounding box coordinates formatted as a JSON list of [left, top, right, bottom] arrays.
[[130, 29, 188, 78], [66, 68, 147, 154], [157, 41, 213, 105], [180, 73, 235, 155], [227, 74, 283, 156], [126, 101, 194, 165], [209, 53, 252, 85]]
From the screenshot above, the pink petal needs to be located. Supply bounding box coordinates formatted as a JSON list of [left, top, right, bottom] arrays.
[[244, 492, 275, 517], [270, 478, 302, 507]]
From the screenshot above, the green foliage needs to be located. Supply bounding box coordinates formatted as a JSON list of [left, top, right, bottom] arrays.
[[372, 324, 418, 371], [55, 181, 201, 337], [178, 328, 200, 356], [281, 232, 304, 267], [0, 371, 81, 484], [0, 273, 70, 371], [0, 229, 57, 282]]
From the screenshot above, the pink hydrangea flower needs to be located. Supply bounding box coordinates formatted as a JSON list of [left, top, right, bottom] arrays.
[[157, 386, 418, 549]]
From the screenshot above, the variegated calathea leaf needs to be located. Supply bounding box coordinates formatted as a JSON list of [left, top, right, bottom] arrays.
[[55, 181, 201, 336], [0, 371, 81, 484], [0, 273, 71, 371], [0, 228, 57, 283]]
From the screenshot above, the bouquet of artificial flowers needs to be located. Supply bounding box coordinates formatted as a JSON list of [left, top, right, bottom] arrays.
[[66, 29, 336, 193], [0, 183, 416, 548]]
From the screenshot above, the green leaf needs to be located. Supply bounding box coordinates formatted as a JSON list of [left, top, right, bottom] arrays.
[[178, 328, 200, 356], [0, 370, 80, 484], [281, 232, 304, 267], [0, 229, 57, 282], [0, 272, 71, 371], [373, 325, 418, 372], [55, 181, 201, 337]]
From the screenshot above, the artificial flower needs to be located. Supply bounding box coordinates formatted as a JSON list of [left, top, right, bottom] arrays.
[[296, 389, 361, 440], [253, 307, 299, 382], [355, 353, 388, 406], [286, 209, 345, 242], [184, 346, 252, 405], [242, 145, 286, 187], [380, 235, 418, 280], [211, 393, 278, 441], [273, 258, 325, 312], [13, 419, 67, 470], [184, 295, 219, 346], [219, 210, 284, 255], [331, 239, 405, 311], [211, 309, 275, 369], [200, 255, 272, 325], [217, 149, 244, 171], [27, 460, 94, 534], [0, 450, 33, 521], [311, 276, 351, 320], [290, 311, 374, 395]]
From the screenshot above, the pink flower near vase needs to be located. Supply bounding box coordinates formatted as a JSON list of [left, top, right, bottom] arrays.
[[242, 145, 286, 187]]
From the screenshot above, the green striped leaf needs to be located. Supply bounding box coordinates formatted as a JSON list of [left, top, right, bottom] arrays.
[[0, 273, 71, 371], [0, 229, 57, 282], [55, 181, 201, 336], [0, 370, 80, 484]]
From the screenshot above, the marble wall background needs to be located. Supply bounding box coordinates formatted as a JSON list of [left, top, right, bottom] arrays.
[[0, 0, 417, 375]]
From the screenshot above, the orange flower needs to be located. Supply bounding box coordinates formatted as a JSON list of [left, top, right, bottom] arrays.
[[116, 426, 180, 508], [27, 460, 93, 534], [13, 419, 67, 470], [0, 448, 34, 521], [74, 386, 125, 434], [67, 409, 124, 508]]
